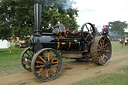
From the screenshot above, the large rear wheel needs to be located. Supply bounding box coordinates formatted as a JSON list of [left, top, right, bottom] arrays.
[[31, 48, 62, 81], [90, 36, 112, 65]]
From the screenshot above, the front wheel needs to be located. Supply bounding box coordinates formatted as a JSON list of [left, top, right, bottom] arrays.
[[31, 48, 62, 81]]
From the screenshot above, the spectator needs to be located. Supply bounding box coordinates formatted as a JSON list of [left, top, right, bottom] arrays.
[[92, 24, 97, 35], [120, 38, 124, 47], [125, 39, 127, 46], [102, 25, 109, 38]]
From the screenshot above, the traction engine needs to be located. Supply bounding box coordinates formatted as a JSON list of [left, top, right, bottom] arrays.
[[20, 3, 112, 81]]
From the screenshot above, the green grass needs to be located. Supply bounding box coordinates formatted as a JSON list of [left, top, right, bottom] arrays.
[[0, 45, 25, 75], [70, 41, 128, 85], [70, 66, 128, 85], [111, 41, 128, 56], [70, 73, 128, 85]]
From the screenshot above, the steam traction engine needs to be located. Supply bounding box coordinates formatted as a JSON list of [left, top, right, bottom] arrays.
[[21, 3, 112, 81]]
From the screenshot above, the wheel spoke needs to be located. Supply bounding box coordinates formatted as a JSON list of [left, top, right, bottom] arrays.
[[50, 68, 56, 73], [46, 69, 49, 78], [52, 61, 59, 64], [97, 52, 100, 56], [99, 56, 104, 62], [35, 65, 45, 68], [103, 54, 108, 58], [43, 53, 47, 61], [97, 49, 100, 51], [36, 60, 44, 64], [23, 62, 31, 68], [49, 53, 55, 61], [101, 56, 104, 61], [98, 44, 101, 48], [40, 68, 47, 76], [102, 39, 105, 47], [85, 24, 89, 30], [49, 68, 53, 76], [51, 65, 57, 68], [104, 50, 110, 52], [103, 43, 109, 48], [39, 56, 46, 63], [37, 68, 43, 74], [22, 57, 32, 62], [99, 40, 102, 47], [51, 56, 56, 63], [51, 61, 59, 64], [48, 52, 50, 61]]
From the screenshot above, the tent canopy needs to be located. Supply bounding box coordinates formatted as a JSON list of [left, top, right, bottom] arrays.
[[0, 40, 10, 48]]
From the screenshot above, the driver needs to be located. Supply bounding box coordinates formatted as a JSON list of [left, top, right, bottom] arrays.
[[102, 25, 109, 38]]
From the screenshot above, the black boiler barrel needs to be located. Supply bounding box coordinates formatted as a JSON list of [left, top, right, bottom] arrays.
[[33, 36, 81, 52]]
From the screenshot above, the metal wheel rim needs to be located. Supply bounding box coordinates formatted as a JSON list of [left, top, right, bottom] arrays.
[[31, 48, 62, 81]]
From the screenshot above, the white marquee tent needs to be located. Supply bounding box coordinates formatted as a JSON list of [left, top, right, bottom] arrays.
[[0, 40, 10, 48]]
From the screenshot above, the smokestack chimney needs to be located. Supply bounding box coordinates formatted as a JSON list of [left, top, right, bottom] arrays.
[[34, 3, 42, 35]]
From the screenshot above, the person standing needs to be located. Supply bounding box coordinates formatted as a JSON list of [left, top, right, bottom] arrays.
[[92, 24, 97, 36], [102, 25, 109, 38], [124, 38, 127, 46], [120, 38, 124, 47]]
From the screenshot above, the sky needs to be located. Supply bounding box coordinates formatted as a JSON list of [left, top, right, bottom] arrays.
[[72, 0, 128, 32]]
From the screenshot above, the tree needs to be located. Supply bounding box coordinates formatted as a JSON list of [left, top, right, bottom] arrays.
[[0, 0, 36, 40], [38, 0, 79, 31], [106, 21, 128, 36], [0, 0, 79, 40]]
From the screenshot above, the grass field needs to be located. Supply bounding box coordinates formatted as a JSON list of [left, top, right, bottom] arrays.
[[0, 41, 128, 85], [70, 66, 128, 85], [0, 45, 25, 75], [70, 41, 128, 85]]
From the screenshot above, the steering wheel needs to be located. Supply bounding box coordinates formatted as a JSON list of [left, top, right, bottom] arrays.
[[81, 23, 96, 44]]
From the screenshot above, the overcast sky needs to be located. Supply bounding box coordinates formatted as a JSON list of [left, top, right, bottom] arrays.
[[73, 0, 128, 32]]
